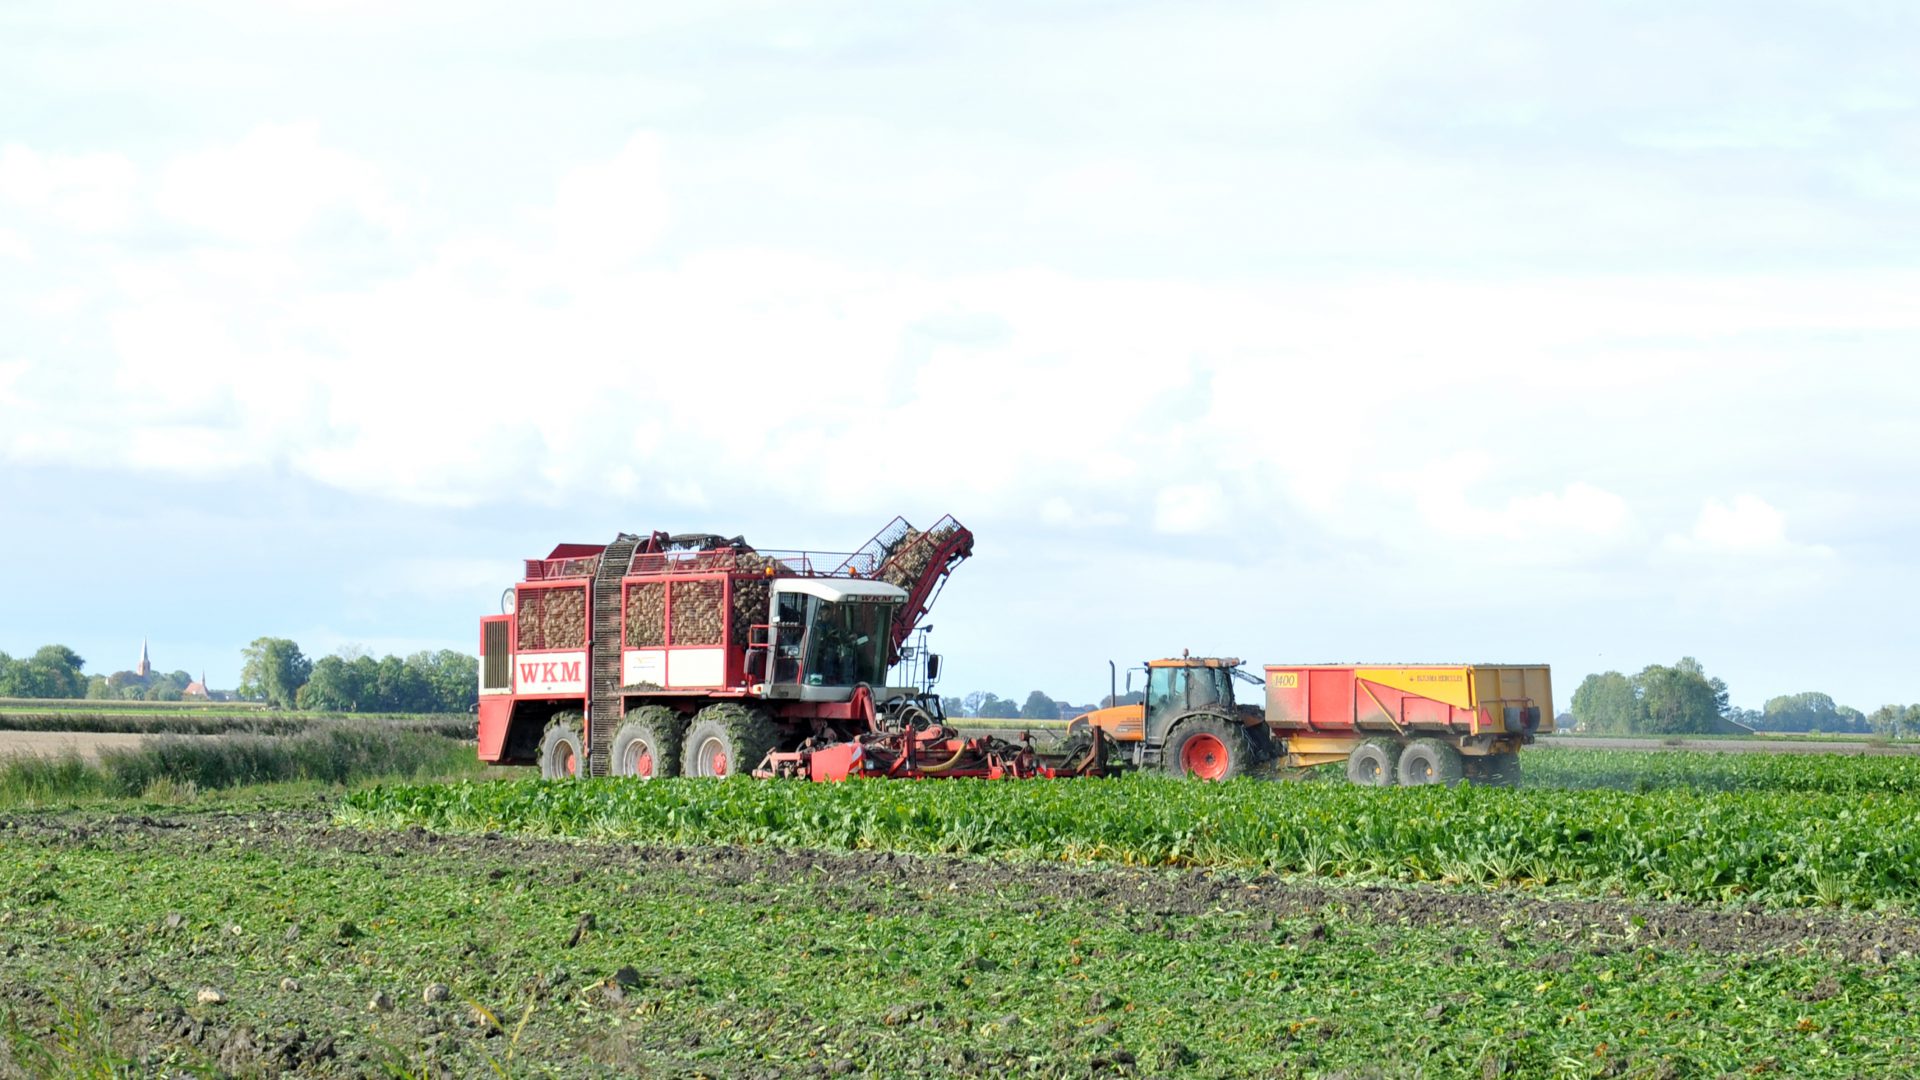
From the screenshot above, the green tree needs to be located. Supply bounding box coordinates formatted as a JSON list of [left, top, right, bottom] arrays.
[[1632, 663, 1721, 735], [1757, 692, 1856, 733], [1868, 705, 1910, 738], [415, 650, 478, 712], [1570, 671, 1642, 733], [239, 638, 312, 709], [297, 656, 356, 711], [979, 694, 1021, 719], [940, 695, 968, 718], [1020, 691, 1061, 720]]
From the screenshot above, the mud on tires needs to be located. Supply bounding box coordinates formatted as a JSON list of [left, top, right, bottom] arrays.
[[681, 703, 780, 779], [1396, 737, 1465, 787], [1345, 737, 1402, 786], [611, 705, 683, 779], [538, 712, 585, 780]]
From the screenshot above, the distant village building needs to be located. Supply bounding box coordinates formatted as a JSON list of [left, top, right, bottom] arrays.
[[136, 638, 151, 679], [183, 672, 210, 699]]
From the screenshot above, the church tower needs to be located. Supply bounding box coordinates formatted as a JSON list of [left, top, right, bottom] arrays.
[[137, 638, 151, 678]]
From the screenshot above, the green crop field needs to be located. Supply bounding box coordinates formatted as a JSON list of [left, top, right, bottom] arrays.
[[5, 747, 1920, 1077]]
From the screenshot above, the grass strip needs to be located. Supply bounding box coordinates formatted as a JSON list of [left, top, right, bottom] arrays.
[[0, 725, 478, 808]]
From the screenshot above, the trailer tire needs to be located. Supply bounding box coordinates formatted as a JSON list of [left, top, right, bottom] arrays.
[[1397, 738, 1464, 787], [538, 713, 585, 780], [1345, 738, 1401, 786], [682, 703, 780, 779], [611, 706, 682, 780], [1163, 714, 1251, 782]]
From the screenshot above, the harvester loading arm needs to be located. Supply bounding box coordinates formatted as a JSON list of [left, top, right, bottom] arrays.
[[840, 515, 974, 662]]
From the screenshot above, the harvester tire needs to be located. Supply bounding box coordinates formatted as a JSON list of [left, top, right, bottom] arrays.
[[1345, 738, 1401, 786], [538, 713, 585, 780], [1397, 738, 1464, 787], [682, 703, 780, 779], [611, 706, 682, 780], [1162, 714, 1251, 782]]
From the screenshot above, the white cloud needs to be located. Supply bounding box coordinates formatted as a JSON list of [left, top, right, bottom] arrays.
[[153, 124, 402, 245], [0, 144, 137, 232], [549, 132, 668, 267], [1665, 495, 1834, 560], [1154, 484, 1226, 535]]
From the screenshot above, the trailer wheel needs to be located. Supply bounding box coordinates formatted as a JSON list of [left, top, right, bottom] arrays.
[[1163, 715, 1250, 782], [1396, 738, 1464, 787], [611, 706, 682, 780], [682, 703, 780, 779], [1345, 738, 1401, 786], [538, 713, 584, 780]]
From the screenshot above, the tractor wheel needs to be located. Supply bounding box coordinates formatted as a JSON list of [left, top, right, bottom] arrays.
[[1396, 738, 1465, 787], [681, 703, 780, 779], [611, 706, 683, 780], [1345, 737, 1402, 786], [1162, 714, 1252, 782], [538, 713, 585, 780]]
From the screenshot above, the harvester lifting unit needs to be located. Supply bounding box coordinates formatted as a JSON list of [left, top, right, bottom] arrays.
[[473, 516, 1104, 783]]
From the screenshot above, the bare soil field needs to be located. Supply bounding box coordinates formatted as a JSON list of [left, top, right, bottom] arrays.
[[0, 730, 164, 762]]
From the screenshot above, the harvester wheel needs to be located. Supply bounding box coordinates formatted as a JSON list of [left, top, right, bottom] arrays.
[[1163, 714, 1251, 782], [1396, 738, 1464, 787], [611, 706, 683, 780], [1345, 738, 1401, 786], [538, 713, 585, 780], [682, 703, 780, 779]]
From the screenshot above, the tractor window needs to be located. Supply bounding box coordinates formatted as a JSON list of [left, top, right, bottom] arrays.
[[1188, 668, 1232, 710], [1146, 666, 1185, 719], [803, 601, 893, 687]]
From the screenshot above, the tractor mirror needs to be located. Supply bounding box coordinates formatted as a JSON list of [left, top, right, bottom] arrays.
[[925, 654, 942, 682]]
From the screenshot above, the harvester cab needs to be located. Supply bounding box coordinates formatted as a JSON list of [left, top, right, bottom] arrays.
[[756, 577, 908, 700], [1069, 656, 1278, 780]]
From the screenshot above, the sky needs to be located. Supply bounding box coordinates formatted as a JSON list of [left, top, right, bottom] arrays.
[[2, 0, 1917, 711]]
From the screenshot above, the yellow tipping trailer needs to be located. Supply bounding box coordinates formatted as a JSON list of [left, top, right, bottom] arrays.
[[1264, 663, 1553, 785]]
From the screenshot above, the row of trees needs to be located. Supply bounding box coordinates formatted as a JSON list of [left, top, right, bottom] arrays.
[[942, 691, 1072, 720], [0, 646, 89, 699], [239, 638, 477, 713], [1570, 657, 1915, 737]]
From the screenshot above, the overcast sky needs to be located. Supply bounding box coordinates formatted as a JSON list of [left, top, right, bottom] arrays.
[[2, 1, 1917, 711]]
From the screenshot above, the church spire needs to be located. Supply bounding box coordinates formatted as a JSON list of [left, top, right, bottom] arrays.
[[137, 638, 151, 678]]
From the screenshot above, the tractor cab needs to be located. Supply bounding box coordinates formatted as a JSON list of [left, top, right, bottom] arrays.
[[1068, 656, 1275, 778]]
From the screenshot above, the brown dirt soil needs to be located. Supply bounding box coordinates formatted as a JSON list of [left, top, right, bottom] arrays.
[[0, 730, 159, 762]]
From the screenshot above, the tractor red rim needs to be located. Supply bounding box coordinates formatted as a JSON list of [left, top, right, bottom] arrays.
[[560, 743, 577, 777], [713, 750, 728, 777], [1182, 733, 1229, 781]]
